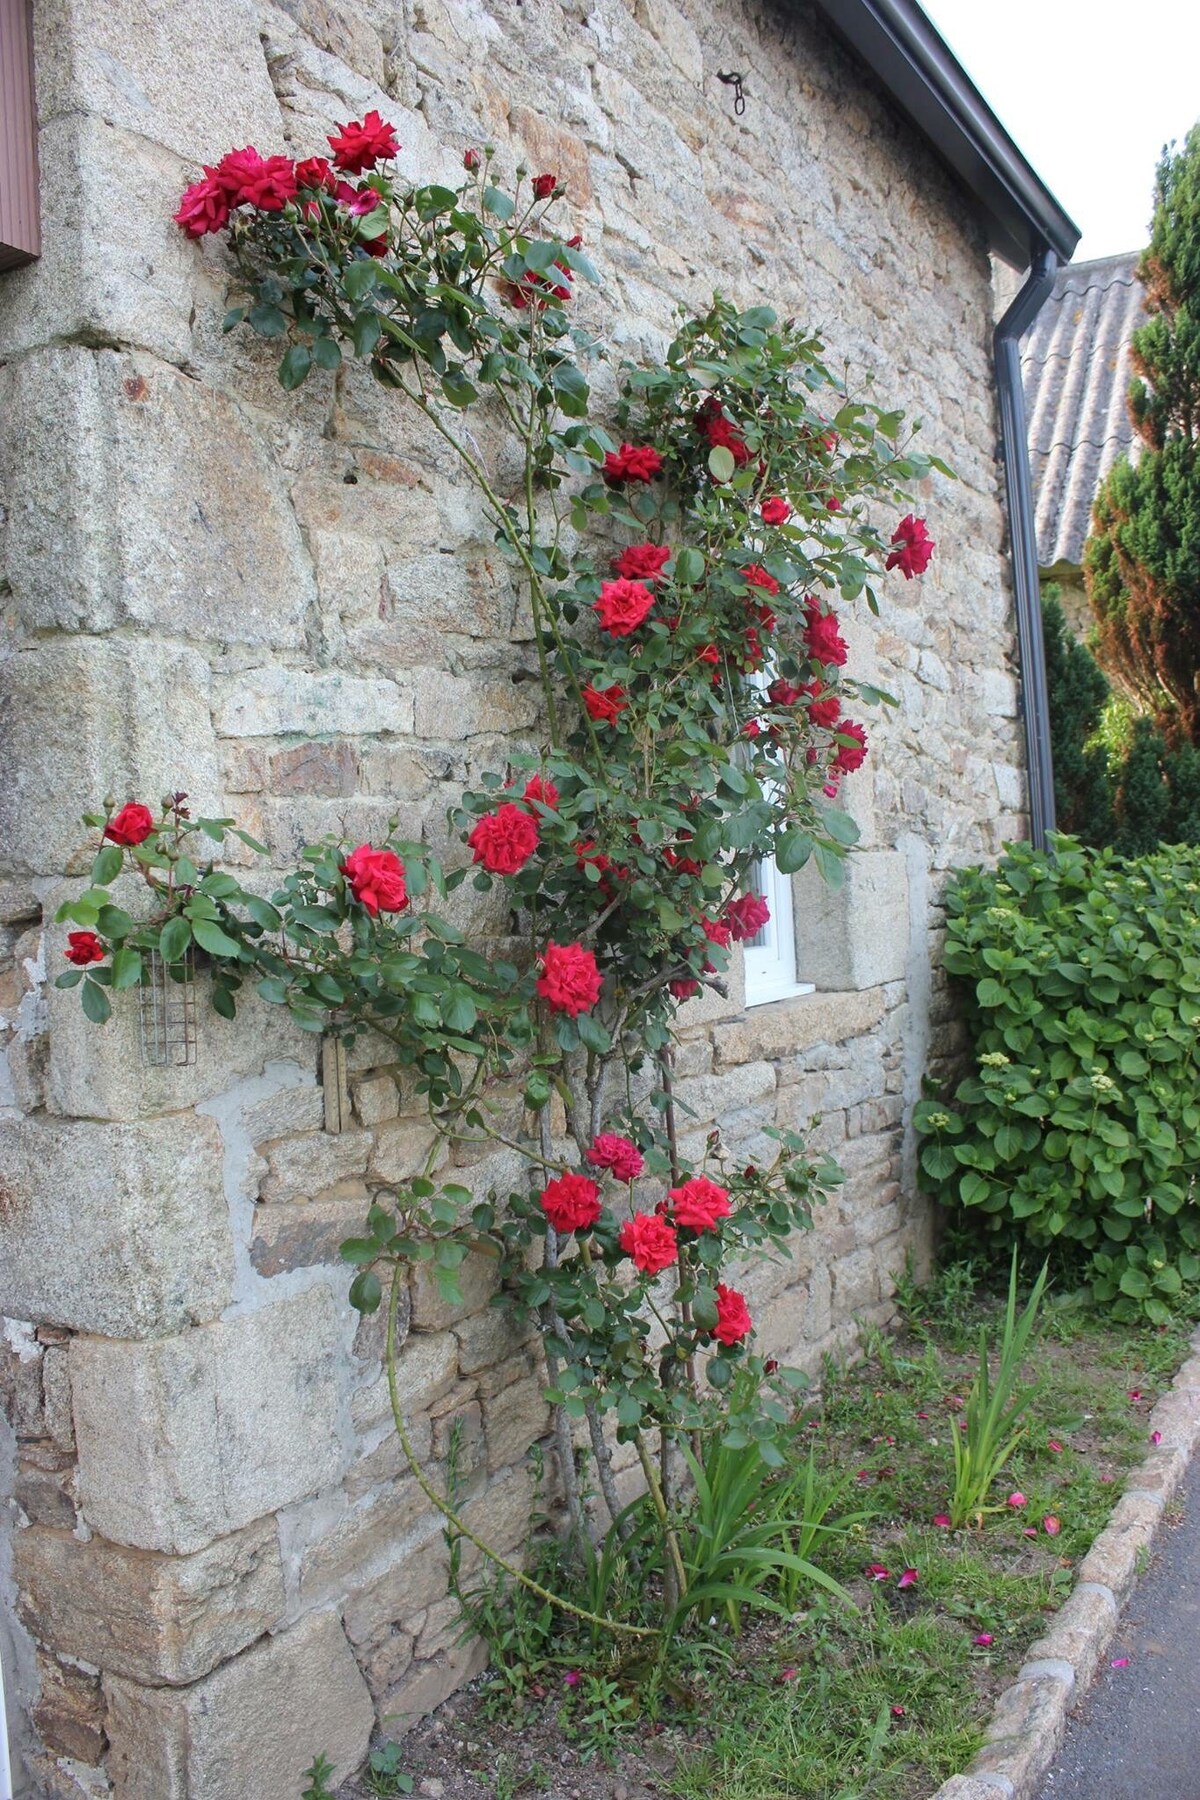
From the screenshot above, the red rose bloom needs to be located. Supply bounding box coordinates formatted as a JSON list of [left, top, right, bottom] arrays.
[[340, 844, 409, 915], [695, 399, 750, 465], [834, 721, 869, 772], [521, 775, 560, 812], [296, 157, 338, 195], [614, 543, 671, 582], [767, 677, 804, 707], [536, 941, 603, 1015], [594, 578, 654, 637], [105, 802, 155, 847], [713, 1283, 753, 1346], [216, 147, 297, 211], [64, 931, 105, 967], [741, 563, 780, 596], [619, 1212, 678, 1274], [603, 444, 663, 484], [724, 893, 771, 942], [328, 111, 400, 174], [532, 172, 557, 199], [468, 802, 540, 874], [669, 1175, 731, 1233], [800, 680, 841, 728], [804, 600, 849, 667], [539, 1172, 602, 1233], [174, 169, 231, 237], [761, 497, 791, 525], [886, 514, 935, 579], [670, 976, 700, 999], [698, 645, 720, 667], [586, 1133, 645, 1182], [582, 683, 628, 724], [463, 148, 481, 170]]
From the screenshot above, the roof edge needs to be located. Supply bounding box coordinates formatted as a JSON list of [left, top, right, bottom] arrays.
[[807, 0, 1081, 267]]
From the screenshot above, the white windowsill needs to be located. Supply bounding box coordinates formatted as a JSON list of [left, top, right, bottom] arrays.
[[744, 979, 816, 1010]]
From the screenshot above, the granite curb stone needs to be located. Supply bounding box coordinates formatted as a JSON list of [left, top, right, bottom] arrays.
[[925, 1321, 1200, 1800]]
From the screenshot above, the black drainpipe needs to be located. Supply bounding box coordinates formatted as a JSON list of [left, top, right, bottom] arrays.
[[994, 244, 1060, 849]]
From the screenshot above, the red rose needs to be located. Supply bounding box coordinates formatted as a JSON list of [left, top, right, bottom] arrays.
[[582, 683, 628, 724], [586, 1134, 645, 1182], [739, 628, 766, 672], [712, 1283, 753, 1346], [215, 147, 297, 211], [619, 1212, 678, 1274], [294, 156, 337, 193], [463, 148, 481, 170], [800, 680, 841, 728], [328, 111, 400, 174], [698, 645, 720, 667], [521, 775, 560, 812], [536, 941, 603, 1015], [826, 495, 842, 512], [834, 721, 868, 773], [340, 844, 409, 915], [105, 803, 155, 847], [539, 1172, 602, 1233], [174, 169, 231, 237], [614, 543, 671, 582], [761, 497, 791, 525], [567, 233, 583, 249], [741, 564, 780, 597], [669, 1175, 731, 1233], [64, 931, 105, 967], [670, 976, 700, 999], [468, 802, 540, 874], [742, 719, 762, 739], [803, 600, 849, 667], [701, 916, 732, 951], [603, 444, 663, 484], [695, 399, 750, 466], [532, 172, 557, 199], [767, 677, 803, 708], [724, 892, 771, 942], [886, 514, 934, 579], [594, 578, 654, 637]]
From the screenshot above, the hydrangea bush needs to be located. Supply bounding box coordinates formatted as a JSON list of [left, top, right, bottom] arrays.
[[61, 117, 942, 1630]]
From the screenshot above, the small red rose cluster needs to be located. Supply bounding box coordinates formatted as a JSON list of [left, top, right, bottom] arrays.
[[174, 111, 399, 241], [537, 1158, 752, 1346]]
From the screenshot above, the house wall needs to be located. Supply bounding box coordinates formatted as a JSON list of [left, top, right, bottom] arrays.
[[0, 0, 1024, 1793]]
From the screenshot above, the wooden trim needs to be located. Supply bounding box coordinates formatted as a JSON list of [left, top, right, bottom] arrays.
[[0, 0, 39, 270]]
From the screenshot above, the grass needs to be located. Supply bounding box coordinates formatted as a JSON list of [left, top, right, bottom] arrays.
[[351, 1263, 1196, 1800]]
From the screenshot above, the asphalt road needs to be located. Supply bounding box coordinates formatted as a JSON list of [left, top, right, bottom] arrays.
[[1037, 1451, 1200, 1800]]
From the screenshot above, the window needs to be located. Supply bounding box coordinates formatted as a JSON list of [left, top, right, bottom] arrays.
[[743, 849, 814, 1006], [0, 0, 41, 270]]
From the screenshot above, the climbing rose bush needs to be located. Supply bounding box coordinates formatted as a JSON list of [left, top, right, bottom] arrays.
[[66, 118, 943, 1618]]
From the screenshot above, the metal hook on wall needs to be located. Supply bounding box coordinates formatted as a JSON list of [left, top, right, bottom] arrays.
[[716, 70, 747, 116]]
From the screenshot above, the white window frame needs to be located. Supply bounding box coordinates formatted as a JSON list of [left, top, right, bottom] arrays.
[[741, 670, 815, 1008]]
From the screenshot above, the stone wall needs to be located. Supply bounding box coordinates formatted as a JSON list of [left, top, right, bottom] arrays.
[[0, 0, 1021, 1793]]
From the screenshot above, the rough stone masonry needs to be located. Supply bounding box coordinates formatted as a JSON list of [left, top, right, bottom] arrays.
[[0, 0, 1025, 1793]]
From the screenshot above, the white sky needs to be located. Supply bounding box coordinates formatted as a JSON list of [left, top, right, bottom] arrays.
[[919, 0, 1200, 262]]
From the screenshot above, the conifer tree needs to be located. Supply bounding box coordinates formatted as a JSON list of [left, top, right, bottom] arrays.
[[1041, 590, 1115, 845], [1086, 123, 1200, 743]]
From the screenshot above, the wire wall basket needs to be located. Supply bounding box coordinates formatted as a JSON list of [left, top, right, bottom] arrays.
[[139, 947, 198, 1067]]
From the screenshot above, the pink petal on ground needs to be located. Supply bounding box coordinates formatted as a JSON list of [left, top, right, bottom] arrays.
[[1151, 1430, 1162, 1446], [866, 1563, 890, 1581], [855, 1469, 872, 1483], [945, 1394, 966, 1407], [973, 1632, 994, 1647], [1043, 1515, 1061, 1536], [564, 1669, 581, 1688], [779, 1667, 797, 1683], [933, 1513, 952, 1528], [898, 1568, 918, 1590], [916, 1410, 930, 1420], [1128, 1389, 1142, 1402], [1023, 1527, 1038, 1537], [1048, 1440, 1063, 1453], [1111, 1657, 1130, 1668], [891, 1705, 906, 1718], [1007, 1492, 1027, 1508], [1099, 1474, 1114, 1484]]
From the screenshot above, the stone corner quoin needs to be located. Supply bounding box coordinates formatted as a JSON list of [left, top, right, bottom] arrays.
[[0, 0, 1023, 1789]]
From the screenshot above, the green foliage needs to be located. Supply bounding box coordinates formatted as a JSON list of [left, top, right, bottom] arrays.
[[915, 835, 1200, 1321], [1086, 124, 1200, 742], [364, 1744, 414, 1795], [1041, 589, 1114, 845], [947, 1254, 1047, 1528], [299, 1754, 338, 1800]]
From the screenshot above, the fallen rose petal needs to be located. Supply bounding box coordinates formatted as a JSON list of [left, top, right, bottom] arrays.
[[564, 1669, 581, 1688], [1023, 1527, 1038, 1537], [945, 1394, 965, 1408], [779, 1666, 797, 1683], [1007, 1492, 1027, 1508], [1043, 1515, 1061, 1536], [973, 1632, 994, 1647], [1151, 1430, 1162, 1446], [1111, 1657, 1130, 1668], [1128, 1389, 1142, 1402], [866, 1562, 890, 1581], [1099, 1474, 1114, 1483], [855, 1469, 872, 1483], [916, 1410, 929, 1420], [1048, 1440, 1063, 1453], [891, 1704, 906, 1718], [933, 1513, 952, 1528], [898, 1568, 918, 1589]]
